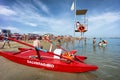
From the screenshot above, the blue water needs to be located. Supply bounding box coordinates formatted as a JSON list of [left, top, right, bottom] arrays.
[[63, 38, 120, 80]]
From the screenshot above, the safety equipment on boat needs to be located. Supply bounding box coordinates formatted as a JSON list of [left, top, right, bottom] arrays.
[[62, 52, 74, 60]]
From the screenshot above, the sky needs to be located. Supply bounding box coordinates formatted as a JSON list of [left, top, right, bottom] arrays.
[[0, 0, 120, 37]]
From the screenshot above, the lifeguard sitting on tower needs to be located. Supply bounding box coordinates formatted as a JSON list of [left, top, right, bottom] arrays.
[[76, 22, 87, 32]]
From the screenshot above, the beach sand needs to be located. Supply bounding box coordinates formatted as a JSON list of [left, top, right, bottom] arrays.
[[0, 41, 99, 80]]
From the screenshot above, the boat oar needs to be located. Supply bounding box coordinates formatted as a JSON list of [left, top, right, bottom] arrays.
[[45, 39, 68, 52], [3, 37, 80, 63], [1, 36, 43, 60], [1, 37, 66, 60], [45, 39, 84, 63], [45, 39, 71, 52], [45, 39, 83, 61], [47, 51, 80, 64]]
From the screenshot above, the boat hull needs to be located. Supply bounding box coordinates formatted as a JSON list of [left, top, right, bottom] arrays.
[[0, 49, 98, 73]]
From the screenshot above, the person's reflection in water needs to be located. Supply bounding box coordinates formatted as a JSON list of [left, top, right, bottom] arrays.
[[84, 37, 87, 45], [99, 45, 106, 54], [71, 38, 75, 49], [93, 45, 96, 54]]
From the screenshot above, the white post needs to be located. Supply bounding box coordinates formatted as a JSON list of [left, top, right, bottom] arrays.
[[49, 44, 53, 52], [74, 0, 77, 37]]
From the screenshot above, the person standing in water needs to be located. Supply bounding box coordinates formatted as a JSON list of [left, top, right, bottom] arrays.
[[93, 37, 96, 46]]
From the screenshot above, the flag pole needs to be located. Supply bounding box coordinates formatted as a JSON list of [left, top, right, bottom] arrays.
[[74, 0, 76, 37]]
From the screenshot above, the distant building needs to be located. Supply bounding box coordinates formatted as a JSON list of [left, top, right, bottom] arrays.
[[0, 29, 11, 34], [0, 29, 11, 40]]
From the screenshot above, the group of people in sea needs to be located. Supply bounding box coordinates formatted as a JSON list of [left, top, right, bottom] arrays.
[[93, 37, 108, 47]]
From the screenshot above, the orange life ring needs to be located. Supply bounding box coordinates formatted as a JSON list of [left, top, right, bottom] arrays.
[[78, 25, 85, 32]]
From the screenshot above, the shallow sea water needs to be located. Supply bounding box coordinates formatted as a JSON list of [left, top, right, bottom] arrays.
[[63, 38, 120, 80]]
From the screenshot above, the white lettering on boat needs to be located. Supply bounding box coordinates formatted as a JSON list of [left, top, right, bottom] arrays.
[[27, 60, 54, 68]]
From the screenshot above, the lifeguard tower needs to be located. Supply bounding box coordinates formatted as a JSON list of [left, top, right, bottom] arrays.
[[71, 0, 88, 38]]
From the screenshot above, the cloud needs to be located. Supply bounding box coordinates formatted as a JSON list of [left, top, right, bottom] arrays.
[[25, 22, 38, 27], [88, 11, 120, 31], [32, 0, 50, 14], [6, 2, 72, 33], [7, 1, 51, 27], [86, 11, 120, 37], [89, 12, 120, 23], [0, 1, 73, 35], [0, 5, 17, 16]]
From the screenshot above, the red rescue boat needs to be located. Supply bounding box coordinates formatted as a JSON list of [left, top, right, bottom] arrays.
[[0, 37, 98, 73]]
